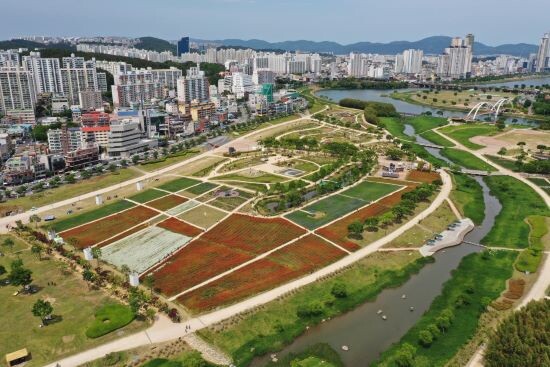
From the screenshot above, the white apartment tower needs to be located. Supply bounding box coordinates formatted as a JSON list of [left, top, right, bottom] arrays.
[[176, 66, 209, 104], [23, 53, 64, 94], [402, 49, 423, 74], [437, 36, 473, 79], [61, 54, 99, 105], [535, 32, 550, 72], [0, 67, 36, 117]]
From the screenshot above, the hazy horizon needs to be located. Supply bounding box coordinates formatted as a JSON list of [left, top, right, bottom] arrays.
[[2, 0, 549, 45]]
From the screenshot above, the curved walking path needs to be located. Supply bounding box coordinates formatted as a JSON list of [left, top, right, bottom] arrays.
[[432, 126, 550, 367], [44, 169, 452, 367]]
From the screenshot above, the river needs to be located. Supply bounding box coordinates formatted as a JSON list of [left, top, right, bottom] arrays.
[[316, 77, 548, 125], [251, 125, 502, 366]]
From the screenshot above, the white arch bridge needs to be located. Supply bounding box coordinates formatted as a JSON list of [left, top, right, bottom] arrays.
[[466, 99, 512, 121]]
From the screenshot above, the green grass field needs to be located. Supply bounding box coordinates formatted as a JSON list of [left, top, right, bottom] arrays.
[[440, 148, 496, 172], [127, 189, 167, 203], [484, 155, 519, 172], [213, 172, 288, 184], [0, 169, 142, 212], [528, 177, 550, 194], [199, 252, 431, 367], [409, 144, 449, 168], [515, 215, 549, 273], [481, 176, 550, 248], [450, 173, 485, 225], [406, 116, 448, 133], [374, 250, 517, 367], [85, 304, 135, 338], [157, 177, 201, 192], [0, 235, 144, 366], [139, 151, 200, 172], [48, 200, 135, 232], [183, 182, 218, 196], [340, 181, 401, 201], [419, 131, 455, 147], [380, 117, 410, 141], [286, 195, 366, 229], [439, 124, 499, 150]]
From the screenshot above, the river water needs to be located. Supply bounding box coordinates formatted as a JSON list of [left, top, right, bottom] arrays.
[[251, 124, 502, 366]]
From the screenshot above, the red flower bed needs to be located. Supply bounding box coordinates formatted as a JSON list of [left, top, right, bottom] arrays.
[[61, 206, 158, 248], [406, 170, 441, 183], [200, 214, 306, 255], [146, 194, 187, 211], [151, 239, 254, 297], [179, 235, 346, 311], [316, 186, 417, 251], [151, 214, 306, 297], [157, 217, 202, 237]]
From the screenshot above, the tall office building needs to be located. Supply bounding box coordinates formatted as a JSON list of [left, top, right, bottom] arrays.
[[176, 66, 209, 104], [60, 54, 99, 105], [437, 36, 473, 79], [177, 37, 190, 56], [23, 53, 64, 94], [0, 67, 36, 119], [535, 32, 550, 72]]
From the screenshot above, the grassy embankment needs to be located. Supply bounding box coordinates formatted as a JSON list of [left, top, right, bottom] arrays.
[[373, 250, 518, 367], [482, 175, 549, 250], [440, 148, 496, 172], [0, 235, 144, 366], [199, 252, 434, 367], [449, 173, 485, 225], [438, 124, 499, 150]]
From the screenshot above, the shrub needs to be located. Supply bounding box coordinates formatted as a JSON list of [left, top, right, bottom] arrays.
[[297, 301, 325, 318], [419, 329, 434, 347], [331, 282, 348, 298]]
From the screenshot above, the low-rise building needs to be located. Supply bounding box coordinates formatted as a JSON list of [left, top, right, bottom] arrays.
[[108, 121, 157, 158]]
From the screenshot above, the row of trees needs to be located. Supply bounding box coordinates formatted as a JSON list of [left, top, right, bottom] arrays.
[[318, 78, 409, 90]]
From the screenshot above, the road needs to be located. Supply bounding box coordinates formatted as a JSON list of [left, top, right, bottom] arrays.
[[43, 169, 453, 367]]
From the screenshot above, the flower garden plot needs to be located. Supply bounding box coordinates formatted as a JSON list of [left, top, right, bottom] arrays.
[[178, 235, 347, 311], [166, 200, 200, 216], [316, 187, 416, 251], [201, 214, 306, 255], [210, 195, 249, 211], [285, 194, 367, 230], [157, 217, 202, 237], [60, 206, 158, 249], [178, 205, 228, 229], [101, 226, 193, 274], [181, 182, 218, 196], [150, 239, 255, 297], [50, 200, 135, 232], [406, 170, 441, 184], [157, 177, 201, 192], [146, 194, 188, 211], [128, 189, 166, 204], [340, 181, 401, 201]]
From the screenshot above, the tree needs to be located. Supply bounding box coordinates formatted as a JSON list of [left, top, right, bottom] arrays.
[[419, 329, 434, 347], [9, 260, 33, 287], [395, 343, 416, 367], [29, 214, 42, 229], [120, 264, 131, 277], [82, 269, 96, 288], [31, 244, 43, 261], [131, 155, 140, 164], [128, 288, 145, 316], [2, 238, 15, 253], [364, 217, 379, 232], [143, 274, 155, 295], [497, 147, 507, 156], [517, 141, 526, 150], [32, 299, 53, 325], [347, 220, 364, 239], [537, 144, 547, 154]]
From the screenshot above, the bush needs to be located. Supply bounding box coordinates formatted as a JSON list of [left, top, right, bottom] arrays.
[[419, 329, 434, 347], [297, 301, 325, 318], [331, 282, 348, 298]]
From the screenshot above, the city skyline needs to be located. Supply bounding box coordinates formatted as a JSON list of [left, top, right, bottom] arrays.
[[2, 0, 549, 45]]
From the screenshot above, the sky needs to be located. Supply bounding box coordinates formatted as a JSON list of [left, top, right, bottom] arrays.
[[2, 0, 549, 45]]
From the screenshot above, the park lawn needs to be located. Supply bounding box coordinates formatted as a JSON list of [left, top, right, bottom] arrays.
[[157, 177, 201, 192], [379, 117, 410, 141], [199, 252, 432, 367], [450, 173, 485, 225], [0, 235, 145, 366], [85, 304, 135, 338], [440, 148, 496, 172], [409, 144, 449, 168], [484, 155, 519, 171], [285, 194, 366, 230], [178, 205, 228, 229], [0, 169, 142, 212], [482, 176, 550, 248], [374, 250, 517, 367], [406, 115, 448, 133], [386, 200, 457, 248], [47, 200, 135, 232], [439, 124, 499, 150], [419, 130, 455, 147], [515, 216, 550, 273], [289, 160, 320, 174], [182, 182, 218, 196], [340, 180, 401, 201], [138, 150, 200, 172], [128, 189, 167, 203], [528, 178, 550, 194], [213, 172, 289, 184]]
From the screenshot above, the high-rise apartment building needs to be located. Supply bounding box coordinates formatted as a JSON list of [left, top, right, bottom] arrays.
[[401, 49, 423, 74], [0, 51, 21, 67], [177, 37, 190, 56], [23, 52, 64, 94], [176, 66, 210, 104], [0, 67, 36, 120], [536, 32, 550, 72], [61, 54, 99, 105], [437, 36, 473, 79]]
